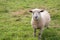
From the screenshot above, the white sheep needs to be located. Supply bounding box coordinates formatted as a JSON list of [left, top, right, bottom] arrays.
[[29, 8, 51, 40]]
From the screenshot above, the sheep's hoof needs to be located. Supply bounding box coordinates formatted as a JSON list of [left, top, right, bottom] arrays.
[[38, 39, 41, 40], [38, 36, 42, 40]]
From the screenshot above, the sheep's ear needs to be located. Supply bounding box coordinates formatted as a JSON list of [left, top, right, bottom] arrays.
[[40, 10, 44, 12], [29, 10, 33, 13]]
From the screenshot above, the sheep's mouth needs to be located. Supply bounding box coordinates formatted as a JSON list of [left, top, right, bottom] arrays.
[[34, 18, 38, 21]]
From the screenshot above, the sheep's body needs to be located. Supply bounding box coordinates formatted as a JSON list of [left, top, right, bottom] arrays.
[[30, 8, 51, 40], [31, 10, 50, 29]]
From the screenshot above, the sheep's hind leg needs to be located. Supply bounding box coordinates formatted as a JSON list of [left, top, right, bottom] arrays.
[[38, 28, 44, 40], [33, 28, 36, 37]]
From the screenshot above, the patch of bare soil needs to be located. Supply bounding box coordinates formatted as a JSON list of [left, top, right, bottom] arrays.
[[11, 9, 28, 16]]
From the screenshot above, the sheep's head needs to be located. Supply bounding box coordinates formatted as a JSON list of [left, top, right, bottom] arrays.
[[29, 8, 44, 21]]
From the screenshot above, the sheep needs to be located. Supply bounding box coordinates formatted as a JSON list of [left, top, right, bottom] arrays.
[[29, 8, 51, 40]]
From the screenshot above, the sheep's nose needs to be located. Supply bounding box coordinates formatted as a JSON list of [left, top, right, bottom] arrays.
[[35, 16, 38, 18]]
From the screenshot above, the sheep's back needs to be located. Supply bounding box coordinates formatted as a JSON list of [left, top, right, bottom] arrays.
[[41, 10, 51, 26]]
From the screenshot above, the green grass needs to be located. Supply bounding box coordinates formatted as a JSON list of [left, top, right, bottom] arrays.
[[0, 0, 60, 40]]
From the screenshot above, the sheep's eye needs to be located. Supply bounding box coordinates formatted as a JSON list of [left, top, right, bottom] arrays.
[[38, 12, 40, 14]]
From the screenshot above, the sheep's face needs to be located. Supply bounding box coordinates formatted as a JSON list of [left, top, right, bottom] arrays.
[[29, 8, 44, 21]]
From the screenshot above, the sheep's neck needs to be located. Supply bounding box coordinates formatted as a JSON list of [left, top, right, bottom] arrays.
[[34, 18, 42, 24], [33, 20, 43, 29]]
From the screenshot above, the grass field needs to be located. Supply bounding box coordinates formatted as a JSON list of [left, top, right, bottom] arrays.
[[0, 0, 60, 40]]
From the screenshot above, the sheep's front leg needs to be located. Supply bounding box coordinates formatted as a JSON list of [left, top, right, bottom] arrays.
[[38, 28, 44, 40], [33, 28, 36, 37]]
